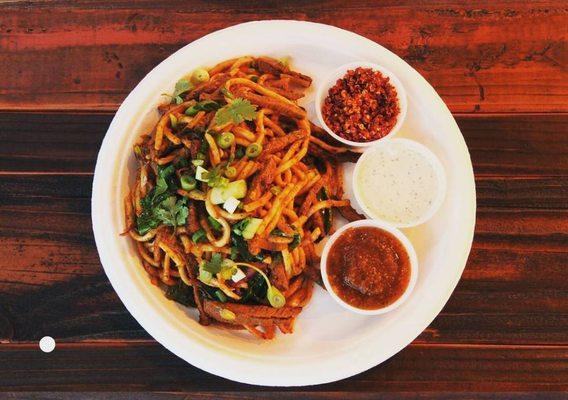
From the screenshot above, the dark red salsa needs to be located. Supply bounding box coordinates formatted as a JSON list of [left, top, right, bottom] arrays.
[[327, 226, 410, 310], [322, 67, 400, 142]]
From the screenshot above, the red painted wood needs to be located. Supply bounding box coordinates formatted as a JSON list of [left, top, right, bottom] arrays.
[[0, 1, 566, 112], [0, 343, 566, 392], [1, 113, 567, 176], [0, 174, 566, 345], [1, 0, 567, 395]]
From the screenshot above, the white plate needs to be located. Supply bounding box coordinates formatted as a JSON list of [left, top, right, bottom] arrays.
[[92, 20, 476, 387]]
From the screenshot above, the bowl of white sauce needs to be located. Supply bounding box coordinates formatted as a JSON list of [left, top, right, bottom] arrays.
[[353, 138, 446, 228]]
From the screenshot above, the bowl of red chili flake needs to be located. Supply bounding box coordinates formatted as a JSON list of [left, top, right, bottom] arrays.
[[316, 62, 407, 147]]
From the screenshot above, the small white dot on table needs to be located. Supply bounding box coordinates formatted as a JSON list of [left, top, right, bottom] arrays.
[[39, 336, 56, 353]]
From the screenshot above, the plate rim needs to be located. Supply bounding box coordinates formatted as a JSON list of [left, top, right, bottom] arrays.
[[92, 19, 477, 386]]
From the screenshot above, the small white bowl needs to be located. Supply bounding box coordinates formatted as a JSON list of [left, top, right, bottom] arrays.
[[352, 138, 447, 228], [320, 219, 418, 315], [315, 61, 408, 148]]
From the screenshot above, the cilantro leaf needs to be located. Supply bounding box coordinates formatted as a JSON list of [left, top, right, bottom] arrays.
[[136, 194, 161, 235], [136, 193, 188, 235], [205, 164, 229, 188], [239, 273, 267, 303], [154, 164, 176, 200], [173, 79, 191, 98], [202, 253, 223, 274], [153, 196, 188, 228], [214, 98, 257, 126]]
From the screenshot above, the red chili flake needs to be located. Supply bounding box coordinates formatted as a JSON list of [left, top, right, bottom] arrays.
[[322, 67, 400, 142]]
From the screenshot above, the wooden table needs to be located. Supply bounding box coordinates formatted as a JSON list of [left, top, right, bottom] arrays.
[[1, 1, 566, 398]]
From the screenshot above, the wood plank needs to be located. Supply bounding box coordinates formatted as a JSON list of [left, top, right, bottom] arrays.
[[0, 343, 566, 392], [3, 392, 567, 400], [1, 113, 567, 176], [0, 174, 566, 344], [0, 1, 566, 113]]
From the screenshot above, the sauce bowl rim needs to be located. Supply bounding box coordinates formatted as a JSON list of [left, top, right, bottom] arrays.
[[352, 138, 447, 228], [314, 61, 408, 148], [320, 219, 419, 315]]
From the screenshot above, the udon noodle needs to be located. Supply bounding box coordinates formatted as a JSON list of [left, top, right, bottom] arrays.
[[124, 56, 362, 339]]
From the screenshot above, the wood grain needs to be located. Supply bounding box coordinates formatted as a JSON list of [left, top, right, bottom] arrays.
[[1, 113, 567, 175], [1, 1, 567, 394], [0, 343, 566, 392], [3, 393, 568, 400], [0, 1, 566, 113], [0, 174, 566, 344]]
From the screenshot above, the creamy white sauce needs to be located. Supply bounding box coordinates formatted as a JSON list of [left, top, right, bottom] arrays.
[[356, 140, 443, 226]]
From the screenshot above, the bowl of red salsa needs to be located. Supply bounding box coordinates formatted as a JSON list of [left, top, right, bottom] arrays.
[[315, 62, 407, 147], [320, 219, 418, 315]]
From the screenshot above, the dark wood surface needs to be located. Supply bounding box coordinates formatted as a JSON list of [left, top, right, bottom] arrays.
[[0, 0, 566, 397]]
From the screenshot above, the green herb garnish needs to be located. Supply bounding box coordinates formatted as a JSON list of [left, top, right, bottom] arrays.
[[270, 228, 301, 250], [205, 164, 229, 188], [239, 273, 267, 303], [172, 79, 192, 104], [165, 281, 195, 307], [289, 233, 301, 250], [207, 216, 223, 231], [235, 145, 246, 159], [185, 100, 220, 116], [214, 290, 228, 303], [136, 165, 188, 235], [153, 196, 189, 228], [202, 253, 223, 274], [191, 228, 207, 243], [214, 98, 257, 126], [267, 286, 286, 308]]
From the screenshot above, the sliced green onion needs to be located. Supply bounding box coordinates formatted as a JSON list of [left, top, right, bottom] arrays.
[[219, 308, 236, 321], [180, 174, 196, 191], [191, 159, 204, 167], [267, 286, 286, 308], [207, 216, 222, 231], [195, 165, 209, 182], [225, 166, 237, 178], [214, 290, 228, 303], [246, 143, 262, 158], [169, 113, 178, 129], [195, 152, 206, 160], [191, 229, 206, 243], [191, 68, 210, 84], [185, 105, 198, 116], [217, 132, 234, 149], [219, 266, 237, 281], [198, 268, 213, 284]]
